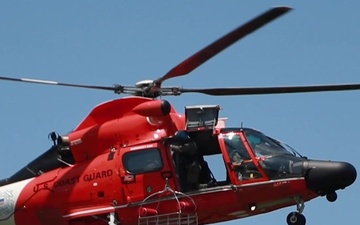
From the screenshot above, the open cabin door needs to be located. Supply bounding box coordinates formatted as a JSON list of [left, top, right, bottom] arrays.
[[118, 143, 177, 203], [218, 131, 268, 185]]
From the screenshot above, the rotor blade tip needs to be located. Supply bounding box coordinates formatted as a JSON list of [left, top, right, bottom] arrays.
[[274, 6, 293, 12]]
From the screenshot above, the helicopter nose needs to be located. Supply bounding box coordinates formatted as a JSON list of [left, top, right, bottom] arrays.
[[304, 160, 357, 195]]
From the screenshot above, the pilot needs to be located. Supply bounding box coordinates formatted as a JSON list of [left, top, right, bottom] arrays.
[[230, 149, 259, 180], [231, 151, 244, 166]]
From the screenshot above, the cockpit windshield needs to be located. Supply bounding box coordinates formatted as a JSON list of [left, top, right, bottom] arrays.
[[243, 129, 298, 157], [242, 129, 305, 180]]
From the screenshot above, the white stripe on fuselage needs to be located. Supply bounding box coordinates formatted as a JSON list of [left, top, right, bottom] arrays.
[[0, 179, 33, 225]]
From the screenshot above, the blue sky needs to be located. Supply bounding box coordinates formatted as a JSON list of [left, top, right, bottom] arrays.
[[0, 1, 359, 224]]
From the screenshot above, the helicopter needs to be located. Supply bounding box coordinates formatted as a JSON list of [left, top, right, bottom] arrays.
[[0, 6, 358, 225]]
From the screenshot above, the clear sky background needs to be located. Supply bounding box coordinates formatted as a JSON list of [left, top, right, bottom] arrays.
[[0, 1, 359, 225]]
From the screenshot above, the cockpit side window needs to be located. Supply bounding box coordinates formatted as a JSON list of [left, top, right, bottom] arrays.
[[224, 132, 251, 162], [222, 132, 263, 181], [123, 148, 163, 174]]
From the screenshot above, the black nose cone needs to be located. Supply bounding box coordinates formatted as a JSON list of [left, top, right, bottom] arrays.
[[304, 160, 357, 194]]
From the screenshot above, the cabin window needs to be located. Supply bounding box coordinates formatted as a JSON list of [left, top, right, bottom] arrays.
[[123, 148, 163, 174]]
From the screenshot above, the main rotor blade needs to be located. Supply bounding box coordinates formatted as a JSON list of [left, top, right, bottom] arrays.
[[180, 83, 360, 96], [154, 6, 292, 86], [0, 76, 118, 92]]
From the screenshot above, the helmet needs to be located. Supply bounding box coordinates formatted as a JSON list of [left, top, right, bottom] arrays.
[[173, 130, 191, 143]]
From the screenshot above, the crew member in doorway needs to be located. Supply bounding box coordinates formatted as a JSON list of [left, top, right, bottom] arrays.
[[169, 131, 214, 192]]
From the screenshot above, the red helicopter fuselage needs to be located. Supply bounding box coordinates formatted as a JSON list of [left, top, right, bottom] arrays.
[[0, 97, 356, 225]]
